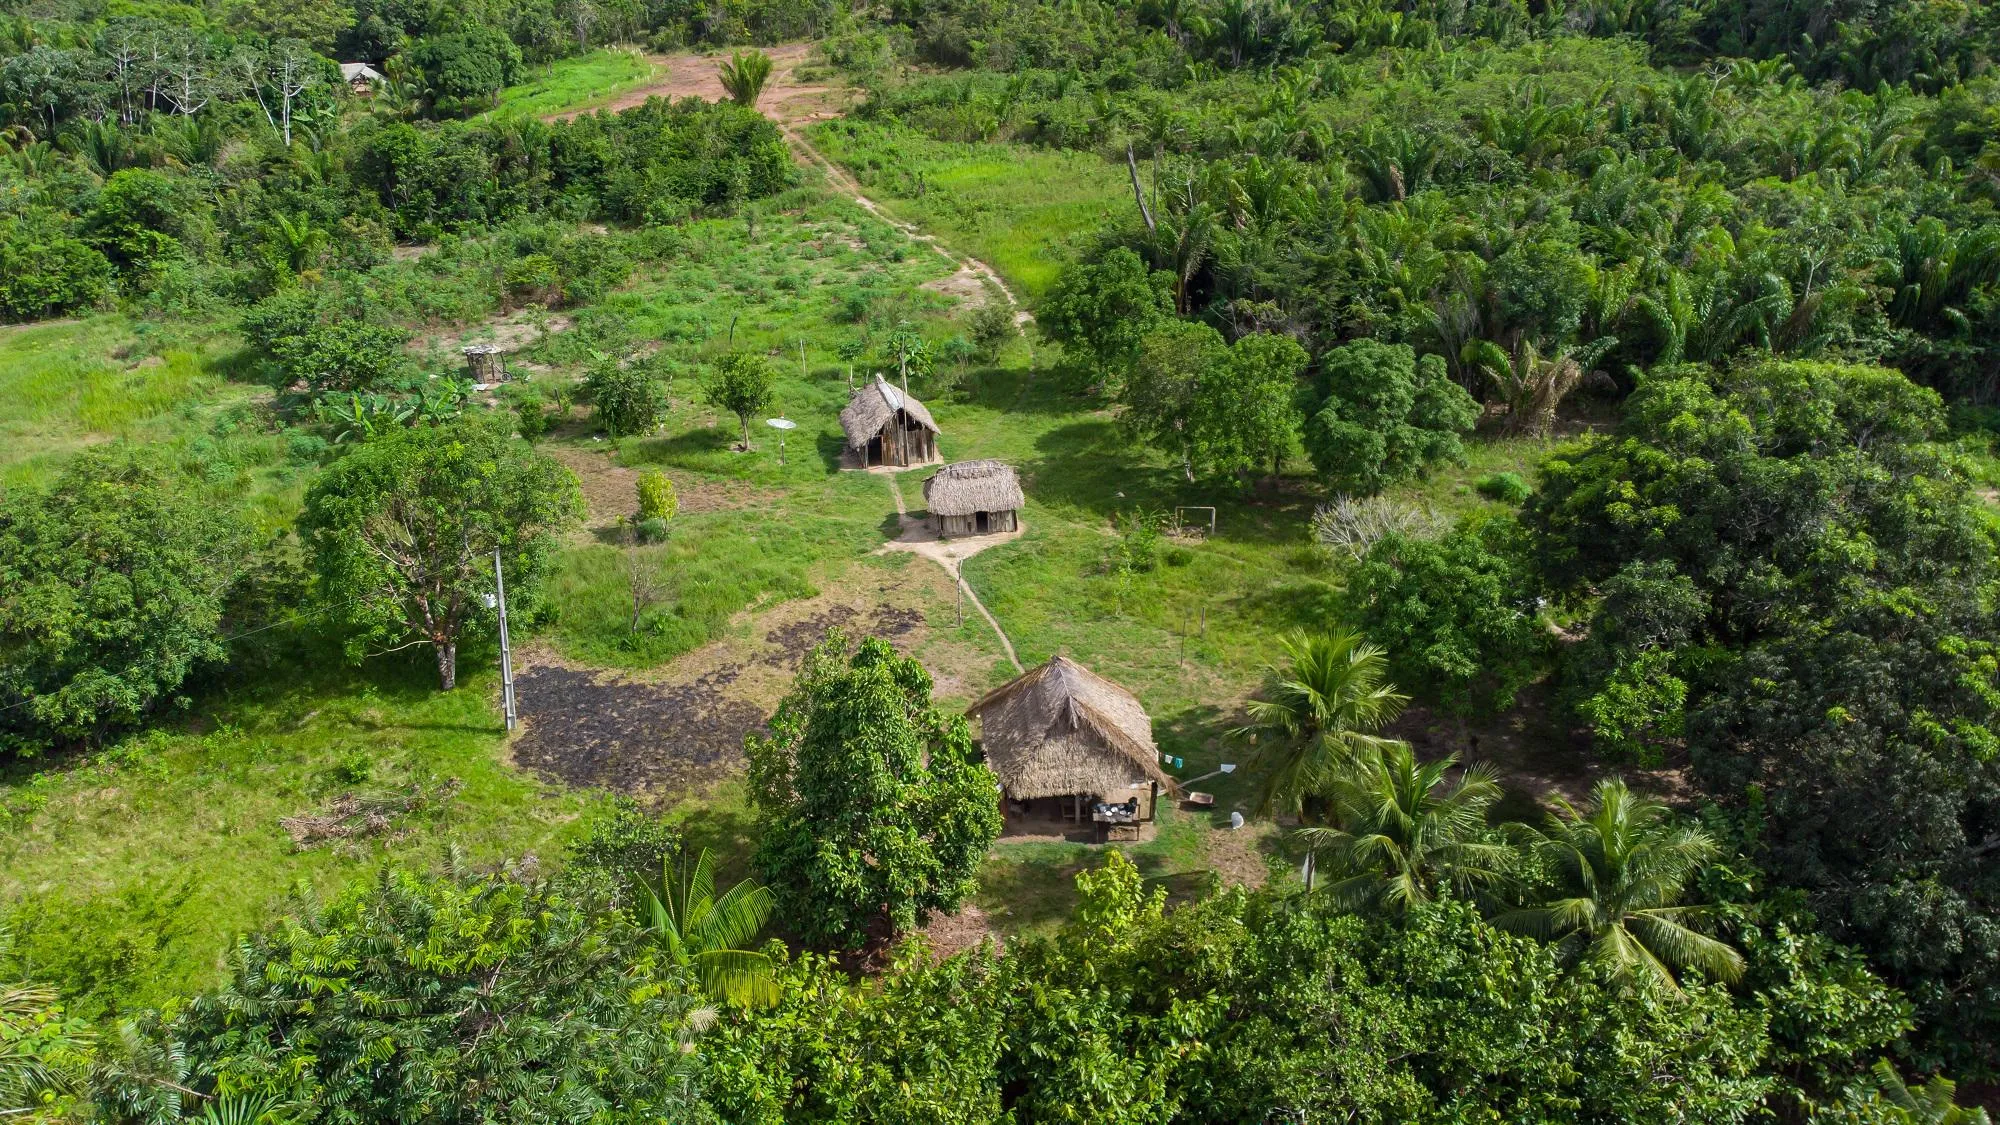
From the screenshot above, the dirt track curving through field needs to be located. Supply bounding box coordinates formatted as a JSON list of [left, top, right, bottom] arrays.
[[542, 45, 1031, 333]]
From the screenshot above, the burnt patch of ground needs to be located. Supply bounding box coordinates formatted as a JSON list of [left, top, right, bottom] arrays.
[[512, 664, 765, 794], [761, 603, 924, 668]]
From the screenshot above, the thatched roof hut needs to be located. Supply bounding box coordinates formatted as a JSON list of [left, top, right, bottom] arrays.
[[840, 375, 940, 468], [923, 459, 1022, 536], [967, 656, 1169, 801]]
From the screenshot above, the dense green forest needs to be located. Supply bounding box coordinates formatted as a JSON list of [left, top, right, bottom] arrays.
[[5, 0, 2000, 1119]]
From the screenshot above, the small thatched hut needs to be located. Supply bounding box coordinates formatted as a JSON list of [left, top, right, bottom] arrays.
[[923, 459, 1022, 536], [967, 655, 1171, 823], [840, 375, 940, 468]]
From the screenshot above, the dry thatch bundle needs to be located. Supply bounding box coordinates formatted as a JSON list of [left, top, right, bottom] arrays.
[[839, 375, 939, 451], [967, 656, 1169, 800], [923, 459, 1023, 517]]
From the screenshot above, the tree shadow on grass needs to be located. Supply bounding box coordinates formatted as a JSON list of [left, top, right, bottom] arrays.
[[1234, 577, 1345, 634], [627, 425, 735, 466], [978, 845, 1089, 934]]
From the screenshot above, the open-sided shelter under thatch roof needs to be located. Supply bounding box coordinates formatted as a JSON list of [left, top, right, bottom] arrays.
[[840, 375, 940, 468], [967, 656, 1170, 801], [923, 459, 1023, 535]]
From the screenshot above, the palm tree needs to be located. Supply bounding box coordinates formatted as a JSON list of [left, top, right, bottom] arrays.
[[1495, 779, 1744, 991], [0, 983, 88, 1115], [1299, 741, 1514, 916], [718, 50, 775, 109], [1858, 1059, 1992, 1125], [1236, 629, 1407, 817], [632, 846, 779, 1007]]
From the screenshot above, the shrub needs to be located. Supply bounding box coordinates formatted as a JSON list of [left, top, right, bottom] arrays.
[[1476, 471, 1533, 503], [634, 517, 670, 543], [0, 219, 112, 321], [516, 398, 555, 440], [584, 356, 670, 437], [636, 469, 678, 522]]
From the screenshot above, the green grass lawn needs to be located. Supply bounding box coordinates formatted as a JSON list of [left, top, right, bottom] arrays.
[[0, 660, 596, 1021], [0, 317, 263, 489], [807, 120, 1132, 300], [480, 47, 663, 121]]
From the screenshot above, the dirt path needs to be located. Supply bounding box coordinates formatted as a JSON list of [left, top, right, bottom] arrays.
[[875, 471, 1025, 674], [543, 44, 1032, 336]]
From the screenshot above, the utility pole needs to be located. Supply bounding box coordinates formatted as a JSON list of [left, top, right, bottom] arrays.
[[493, 548, 517, 731]]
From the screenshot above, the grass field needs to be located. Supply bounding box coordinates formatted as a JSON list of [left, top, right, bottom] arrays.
[[807, 119, 1132, 300], [0, 72, 1568, 1013], [0, 661, 594, 1020], [480, 48, 663, 121]]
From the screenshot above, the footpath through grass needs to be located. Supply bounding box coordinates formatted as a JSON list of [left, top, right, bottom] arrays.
[[806, 119, 1130, 300]]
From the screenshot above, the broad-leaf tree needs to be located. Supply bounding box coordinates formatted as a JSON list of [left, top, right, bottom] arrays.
[[1037, 246, 1173, 387], [103, 866, 713, 1123], [746, 630, 1001, 949], [1304, 339, 1478, 496], [298, 419, 582, 690], [703, 353, 775, 451], [0, 449, 243, 753]]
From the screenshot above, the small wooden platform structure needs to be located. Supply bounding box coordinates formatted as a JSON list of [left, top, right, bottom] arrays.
[[923, 459, 1022, 537], [967, 655, 1170, 838], [840, 374, 940, 468], [463, 344, 506, 383]]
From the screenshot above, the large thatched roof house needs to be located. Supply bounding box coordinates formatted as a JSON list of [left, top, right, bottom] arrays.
[[840, 375, 940, 468], [923, 459, 1022, 536], [967, 656, 1170, 818]]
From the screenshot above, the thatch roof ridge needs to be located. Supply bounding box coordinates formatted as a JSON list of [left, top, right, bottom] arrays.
[[923, 459, 1024, 516], [967, 656, 1169, 799], [838, 375, 939, 448]]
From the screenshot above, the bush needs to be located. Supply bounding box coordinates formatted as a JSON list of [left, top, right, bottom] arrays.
[[516, 398, 555, 440], [634, 516, 671, 543], [636, 469, 678, 522], [0, 219, 112, 321], [584, 357, 670, 437], [1476, 471, 1533, 503]]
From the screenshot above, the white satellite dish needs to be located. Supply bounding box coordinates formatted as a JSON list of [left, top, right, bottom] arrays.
[[764, 417, 797, 465]]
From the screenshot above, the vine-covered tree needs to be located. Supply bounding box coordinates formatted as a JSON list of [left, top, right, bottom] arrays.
[[746, 631, 1001, 949], [298, 419, 582, 690]]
